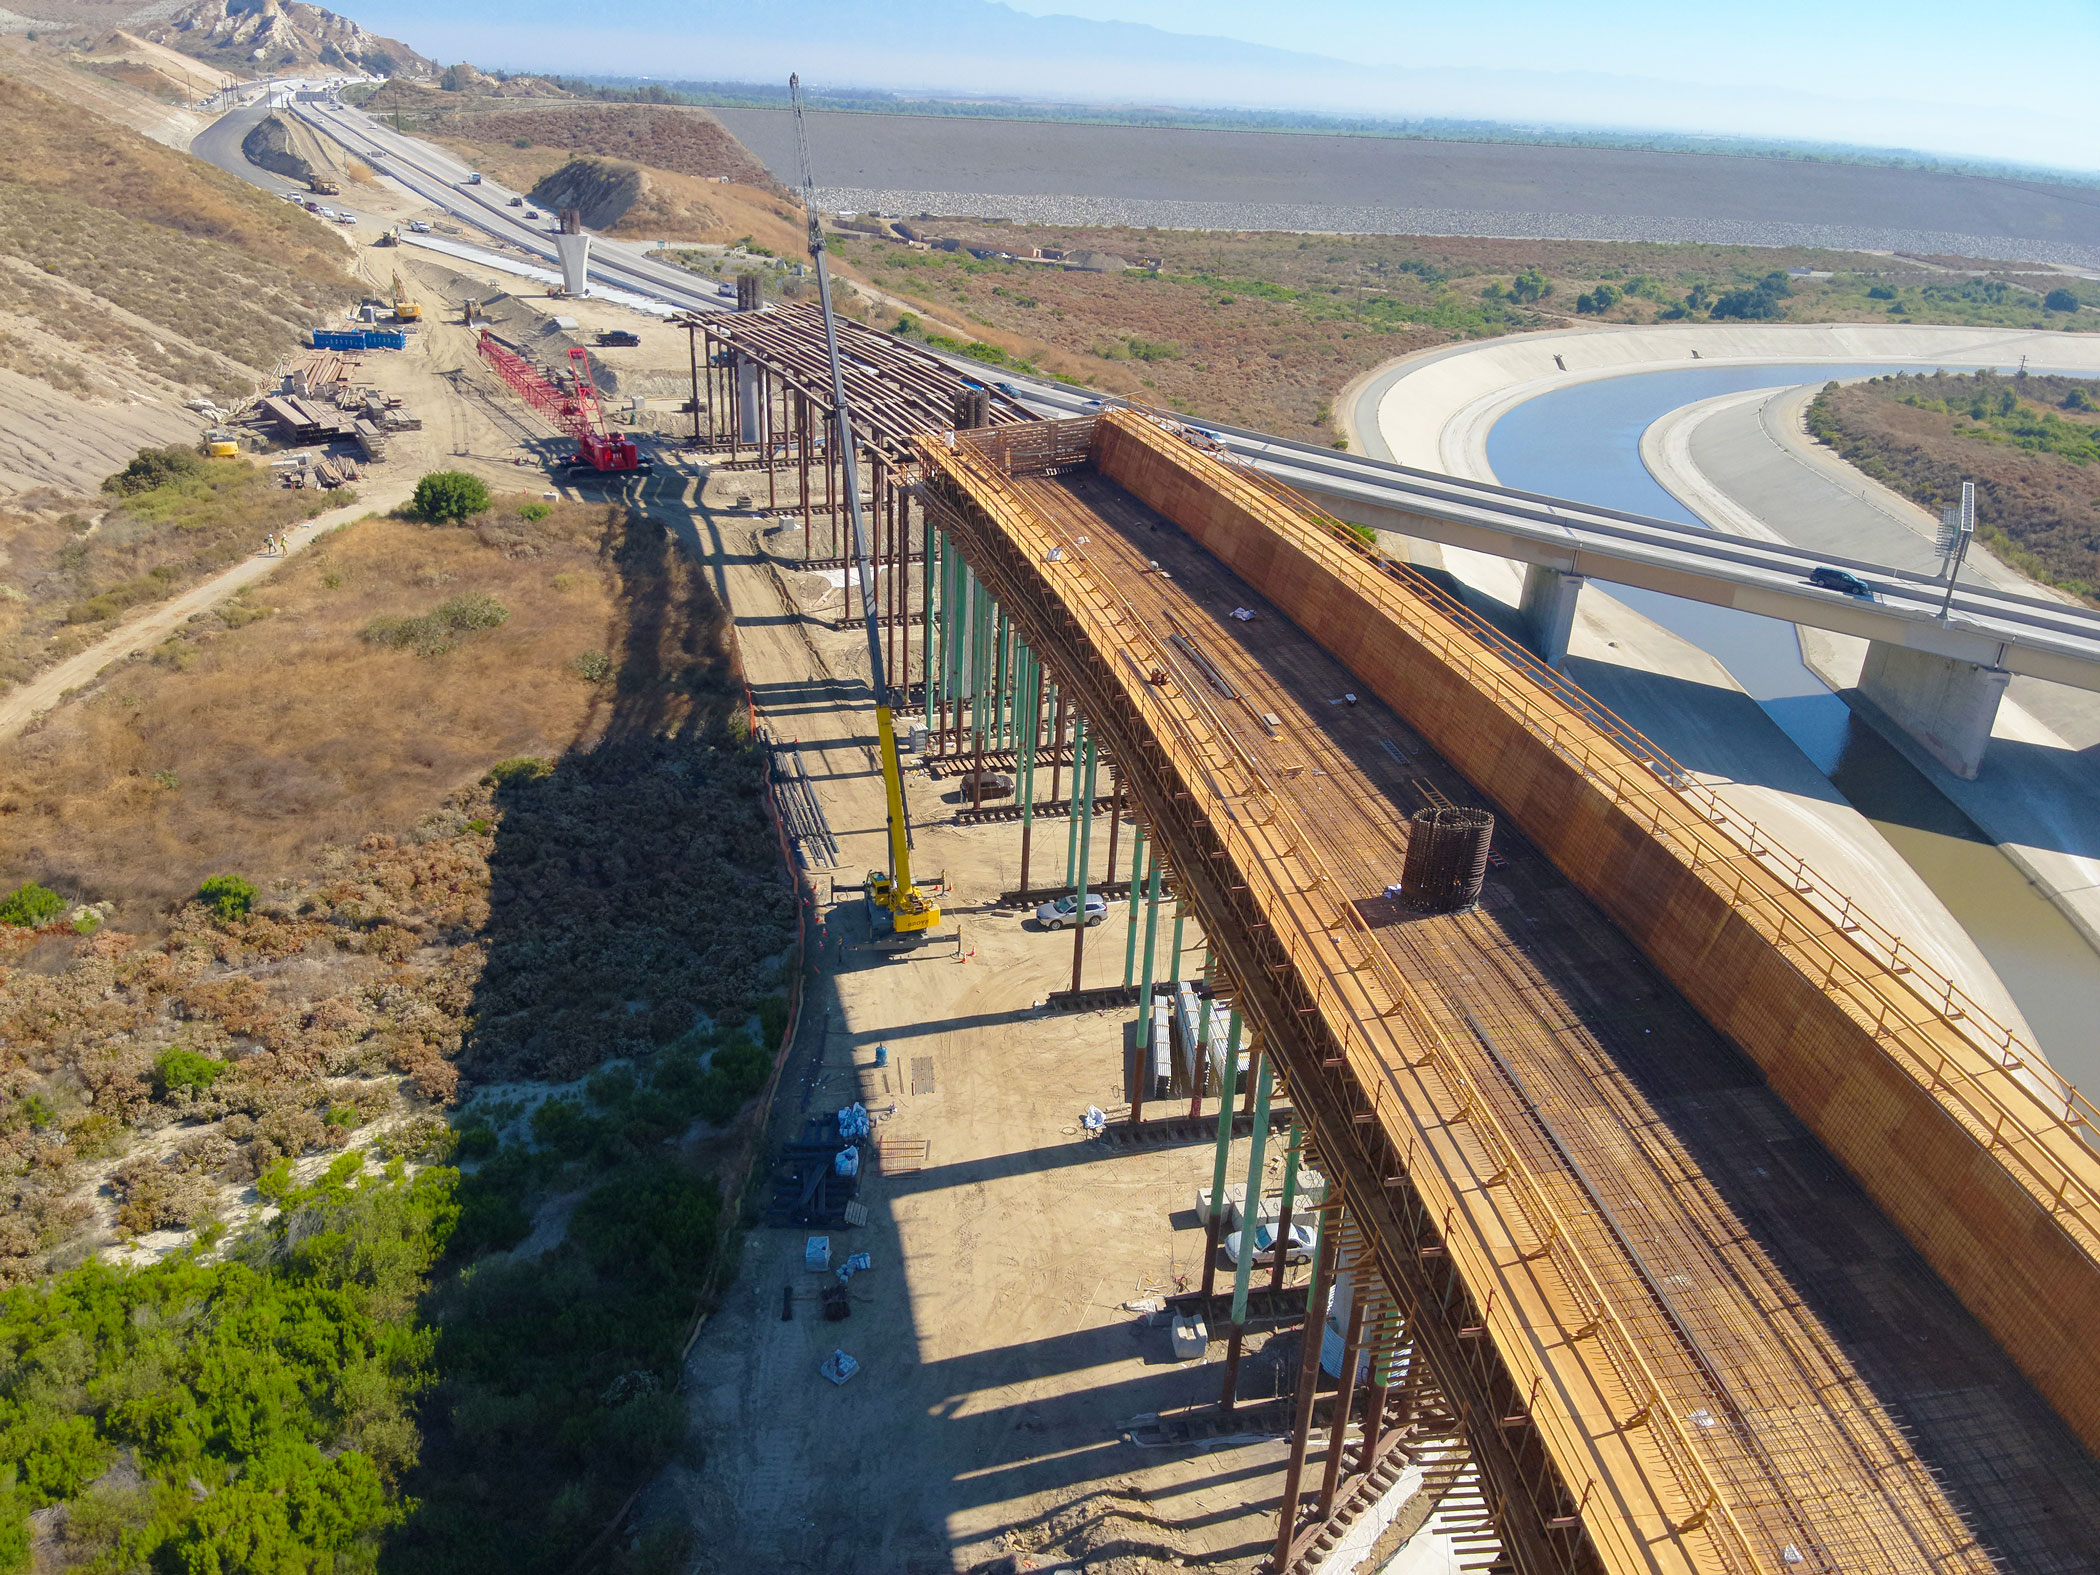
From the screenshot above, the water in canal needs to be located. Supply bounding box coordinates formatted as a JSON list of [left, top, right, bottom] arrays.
[[1486, 364, 2100, 1085]]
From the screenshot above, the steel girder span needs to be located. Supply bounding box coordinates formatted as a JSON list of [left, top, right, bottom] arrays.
[[914, 413, 2100, 1575]]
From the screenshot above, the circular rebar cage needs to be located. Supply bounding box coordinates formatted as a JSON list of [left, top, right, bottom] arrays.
[[1399, 806, 1496, 914]]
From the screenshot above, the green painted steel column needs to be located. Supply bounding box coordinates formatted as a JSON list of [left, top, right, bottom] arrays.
[[1073, 734, 1098, 900], [928, 531, 944, 726], [1016, 651, 1040, 818], [1121, 821, 1148, 986], [1064, 716, 1087, 885], [1229, 1050, 1274, 1328], [1134, 845, 1164, 1023], [991, 609, 1007, 751], [1199, 1005, 1243, 1303], [941, 544, 962, 735], [1167, 902, 1187, 987]]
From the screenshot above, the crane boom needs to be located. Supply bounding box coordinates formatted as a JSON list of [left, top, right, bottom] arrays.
[[790, 72, 938, 942]]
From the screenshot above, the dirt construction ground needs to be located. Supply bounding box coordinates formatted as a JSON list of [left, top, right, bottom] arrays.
[[623, 466, 1331, 1574]]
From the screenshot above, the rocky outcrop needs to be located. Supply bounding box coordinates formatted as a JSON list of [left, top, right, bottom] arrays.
[[530, 157, 647, 232], [149, 0, 435, 79], [240, 112, 309, 182]]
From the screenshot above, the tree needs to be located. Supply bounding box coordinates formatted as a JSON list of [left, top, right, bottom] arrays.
[[1576, 283, 1622, 316], [1508, 267, 1550, 304], [412, 471, 492, 524], [2046, 288, 2081, 314]]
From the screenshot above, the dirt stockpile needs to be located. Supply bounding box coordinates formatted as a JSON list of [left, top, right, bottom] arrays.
[[1809, 371, 2100, 601], [439, 103, 778, 191]]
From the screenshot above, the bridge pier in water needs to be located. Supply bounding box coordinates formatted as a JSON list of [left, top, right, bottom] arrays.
[[1516, 562, 1584, 669], [1855, 639, 2010, 780]]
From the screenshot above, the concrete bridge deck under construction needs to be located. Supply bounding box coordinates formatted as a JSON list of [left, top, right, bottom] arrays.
[[916, 413, 2100, 1573]]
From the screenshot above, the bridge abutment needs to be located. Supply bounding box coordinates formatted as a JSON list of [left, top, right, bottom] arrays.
[[1516, 563, 1584, 669], [1857, 639, 2010, 781]]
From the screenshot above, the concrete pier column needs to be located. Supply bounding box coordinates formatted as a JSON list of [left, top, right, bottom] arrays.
[[1516, 562, 1584, 668], [553, 229, 591, 295], [1858, 640, 2010, 781]]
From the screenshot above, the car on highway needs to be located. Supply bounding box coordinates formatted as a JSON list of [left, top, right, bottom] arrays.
[[1035, 892, 1108, 930], [1222, 1221, 1315, 1268], [994, 381, 1021, 399], [1808, 566, 1875, 600], [525, 209, 541, 220], [508, 196, 524, 207], [951, 768, 1013, 799]]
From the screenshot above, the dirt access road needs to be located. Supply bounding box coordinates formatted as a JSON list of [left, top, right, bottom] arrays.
[[626, 460, 1341, 1575]]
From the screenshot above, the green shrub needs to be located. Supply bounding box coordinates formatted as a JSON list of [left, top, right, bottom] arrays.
[[0, 881, 65, 927], [484, 755, 553, 786], [570, 649, 613, 683], [455, 1123, 500, 1161], [197, 874, 255, 920], [570, 1158, 720, 1282], [154, 1048, 225, 1094], [518, 501, 551, 522], [2046, 288, 2081, 313], [756, 991, 791, 1046], [364, 592, 509, 656], [412, 470, 492, 523], [196, 877, 253, 923], [101, 444, 203, 497]]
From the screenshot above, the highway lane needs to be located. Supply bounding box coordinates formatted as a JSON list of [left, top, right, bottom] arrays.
[[290, 100, 738, 312]]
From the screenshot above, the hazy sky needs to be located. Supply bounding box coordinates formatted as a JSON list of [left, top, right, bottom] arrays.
[[1000, 0, 2098, 163], [367, 0, 2099, 170]]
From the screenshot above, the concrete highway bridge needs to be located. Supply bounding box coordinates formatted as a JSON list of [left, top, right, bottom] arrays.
[[682, 306, 2100, 1572]]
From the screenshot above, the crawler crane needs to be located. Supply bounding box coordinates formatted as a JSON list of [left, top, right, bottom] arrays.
[[791, 73, 940, 947]]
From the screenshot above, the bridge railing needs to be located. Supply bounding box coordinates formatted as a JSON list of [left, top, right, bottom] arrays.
[[930, 439, 1766, 1573]]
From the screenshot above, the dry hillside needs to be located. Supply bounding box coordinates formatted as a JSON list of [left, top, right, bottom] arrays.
[[0, 495, 793, 1290], [0, 33, 205, 148], [433, 132, 806, 249], [429, 102, 777, 189], [0, 70, 359, 489]]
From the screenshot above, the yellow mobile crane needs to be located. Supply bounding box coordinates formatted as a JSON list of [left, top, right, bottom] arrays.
[[791, 74, 941, 947], [390, 272, 423, 323]]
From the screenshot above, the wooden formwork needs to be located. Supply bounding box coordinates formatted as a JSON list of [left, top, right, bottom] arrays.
[[1087, 409, 2100, 1458]]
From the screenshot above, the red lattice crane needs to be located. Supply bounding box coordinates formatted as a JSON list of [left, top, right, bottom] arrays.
[[475, 330, 646, 473]]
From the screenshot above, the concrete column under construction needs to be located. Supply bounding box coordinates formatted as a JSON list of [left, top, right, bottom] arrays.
[[553, 229, 592, 296], [1856, 639, 2011, 781], [1516, 562, 1584, 668]]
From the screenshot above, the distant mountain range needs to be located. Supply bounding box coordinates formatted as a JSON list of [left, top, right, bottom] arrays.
[[341, 0, 2094, 173]]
